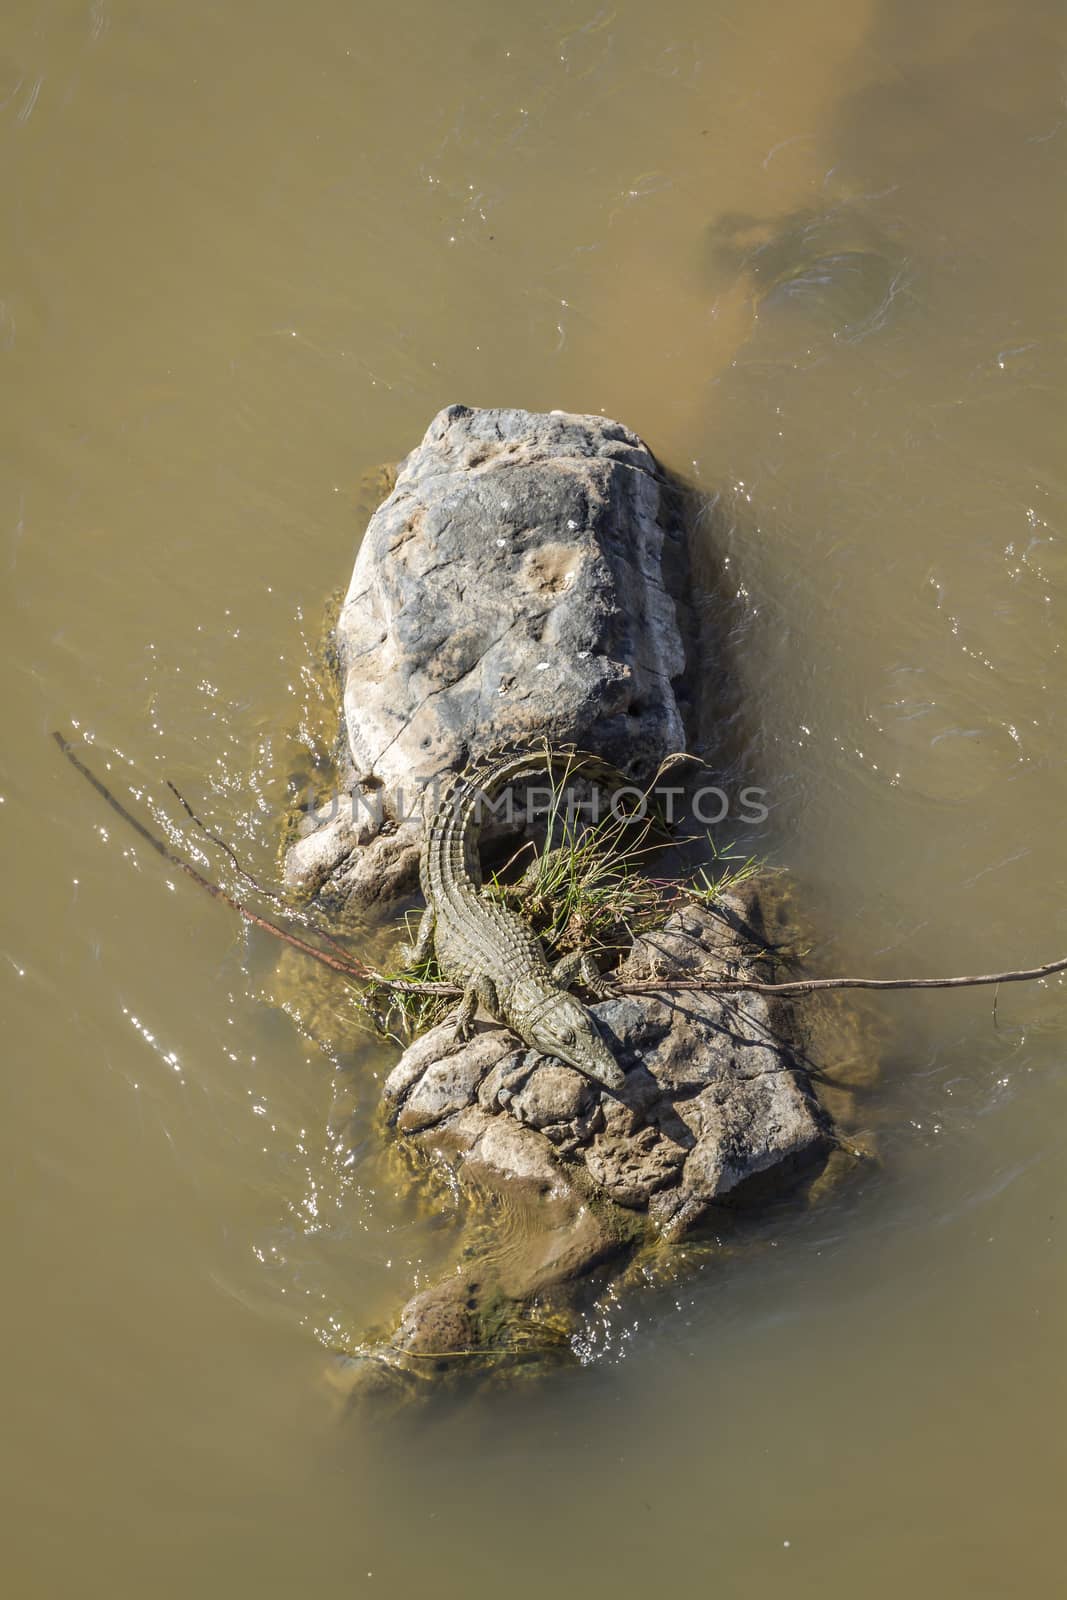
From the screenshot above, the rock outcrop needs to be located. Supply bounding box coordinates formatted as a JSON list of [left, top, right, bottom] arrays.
[[286, 404, 693, 904], [283, 405, 860, 1388], [375, 893, 829, 1363]]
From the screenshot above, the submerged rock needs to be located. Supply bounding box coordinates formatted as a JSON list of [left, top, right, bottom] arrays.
[[373, 892, 831, 1364], [286, 404, 693, 904]]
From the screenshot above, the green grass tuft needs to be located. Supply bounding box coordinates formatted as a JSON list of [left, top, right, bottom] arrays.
[[365, 759, 769, 1046], [683, 835, 765, 909]]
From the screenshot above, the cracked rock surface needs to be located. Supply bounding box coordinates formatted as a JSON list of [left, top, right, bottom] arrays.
[[377, 893, 830, 1358], [285, 403, 692, 905]]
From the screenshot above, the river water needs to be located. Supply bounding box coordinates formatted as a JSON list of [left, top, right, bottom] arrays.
[[2, 1, 1064, 1593]]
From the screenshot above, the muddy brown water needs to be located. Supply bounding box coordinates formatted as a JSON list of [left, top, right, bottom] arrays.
[[2, 0, 1065, 1594]]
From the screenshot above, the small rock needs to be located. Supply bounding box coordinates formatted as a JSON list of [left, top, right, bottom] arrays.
[[385, 1023, 517, 1130], [509, 1062, 592, 1129]]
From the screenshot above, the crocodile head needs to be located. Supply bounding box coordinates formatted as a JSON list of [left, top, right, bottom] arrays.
[[517, 985, 625, 1092]]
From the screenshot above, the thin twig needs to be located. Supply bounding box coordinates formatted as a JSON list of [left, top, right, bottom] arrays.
[[56, 732, 1067, 1006], [165, 775, 360, 964], [53, 732, 459, 1002], [166, 777, 280, 896], [613, 959, 1067, 998]]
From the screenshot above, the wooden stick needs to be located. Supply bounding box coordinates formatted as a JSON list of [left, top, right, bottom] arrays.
[[52, 732, 459, 1000], [164, 775, 361, 965], [614, 959, 1067, 998], [55, 732, 1066, 1004]]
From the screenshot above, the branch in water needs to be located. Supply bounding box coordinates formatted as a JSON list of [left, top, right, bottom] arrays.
[[165, 775, 363, 966], [52, 732, 460, 1004], [54, 731, 1066, 1006], [613, 959, 1067, 998]]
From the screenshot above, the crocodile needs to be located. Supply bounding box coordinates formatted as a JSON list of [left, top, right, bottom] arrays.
[[401, 752, 627, 1091]]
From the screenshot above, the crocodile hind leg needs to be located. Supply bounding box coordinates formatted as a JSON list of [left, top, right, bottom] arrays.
[[495, 844, 571, 906], [452, 974, 500, 1043], [399, 903, 435, 969]]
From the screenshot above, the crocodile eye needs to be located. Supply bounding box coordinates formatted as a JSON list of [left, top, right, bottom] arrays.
[[561, 1027, 575, 1046]]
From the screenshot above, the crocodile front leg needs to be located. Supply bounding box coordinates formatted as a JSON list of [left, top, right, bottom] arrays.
[[452, 973, 500, 1043], [552, 949, 609, 998]]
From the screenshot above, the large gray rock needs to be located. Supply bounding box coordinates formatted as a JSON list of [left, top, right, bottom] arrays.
[[283, 405, 855, 1391], [373, 893, 831, 1360], [286, 404, 692, 904]]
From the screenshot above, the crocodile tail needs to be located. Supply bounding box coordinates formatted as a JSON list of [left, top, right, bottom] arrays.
[[423, 738, 696, 902]]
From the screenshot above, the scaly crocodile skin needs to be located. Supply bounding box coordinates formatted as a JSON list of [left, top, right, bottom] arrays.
[[410, 753, 627, 1091]]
